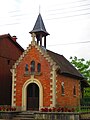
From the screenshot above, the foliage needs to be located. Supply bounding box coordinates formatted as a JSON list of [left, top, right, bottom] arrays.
[[70, 56, 90, 83], [0, 106, 16, 111], [40, 107, 75, 112], [70, 56, 90, 97]]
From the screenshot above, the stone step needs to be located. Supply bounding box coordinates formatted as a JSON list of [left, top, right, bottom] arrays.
[[13, 117, 34, 120], [13, 111, 34, 120]]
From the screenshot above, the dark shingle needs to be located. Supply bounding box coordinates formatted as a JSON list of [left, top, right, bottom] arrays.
[[30, 13, 49, 35], [47, 50, 84, 80]]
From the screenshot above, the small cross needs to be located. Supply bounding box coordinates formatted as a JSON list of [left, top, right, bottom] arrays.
[[31, 33, 36, 42], [39, 5, 41, 13]]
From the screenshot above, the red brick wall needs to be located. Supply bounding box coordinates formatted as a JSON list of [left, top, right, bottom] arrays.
[[0, 37, 23, 105], [16, 46, 52, 107], [56, 74, 80, 107], [15, 46, 81, 108]]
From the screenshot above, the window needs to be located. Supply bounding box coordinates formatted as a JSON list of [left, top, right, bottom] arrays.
[[7, 60, 10, 65], [37, 63, 41, 72], [73, 85, 76, 96], [25, 64, 29, 73], [30, 60, 35, 73], [61, 82, 65, 95]]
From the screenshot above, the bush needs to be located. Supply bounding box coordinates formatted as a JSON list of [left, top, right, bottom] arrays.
[[0, 106, 16, 111], [40, 107, 75, 112]]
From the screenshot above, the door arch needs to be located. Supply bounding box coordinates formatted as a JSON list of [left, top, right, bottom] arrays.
[[22, 78, 43, 111], [27, 83, 39, 110]]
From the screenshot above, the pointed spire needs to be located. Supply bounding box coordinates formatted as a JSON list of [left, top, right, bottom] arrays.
[[30, 13, 49, 48], [30, 13, 49, 36]]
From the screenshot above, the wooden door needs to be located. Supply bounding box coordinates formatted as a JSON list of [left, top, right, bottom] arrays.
[[27, 83, 39, 111]]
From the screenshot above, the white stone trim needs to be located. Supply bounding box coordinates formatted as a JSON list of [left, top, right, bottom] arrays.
[[50, 65, 56, 107], [11, 39, 60, 109], [22, 76, 43, 111], [11, 69, 16, 107]]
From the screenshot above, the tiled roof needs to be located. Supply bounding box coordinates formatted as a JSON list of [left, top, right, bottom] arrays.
[[47, 50, 84, 80], [30, 13, 49, 35], [0, 34, 24, 52]]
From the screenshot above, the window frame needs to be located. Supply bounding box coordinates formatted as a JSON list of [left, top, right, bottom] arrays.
[[25, 64, 29, 74], [73, 85, 76, 96], [61, 82, 65, 95], [30, 60, 35, 73], [37, 63, 41, 73]]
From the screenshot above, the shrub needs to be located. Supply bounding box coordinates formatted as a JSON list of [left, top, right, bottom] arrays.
[[40, 107, 76, 112], [0, 106, 16, 111]]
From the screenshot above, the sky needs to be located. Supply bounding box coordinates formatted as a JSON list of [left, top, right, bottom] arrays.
[[0, 0, 90, 61]]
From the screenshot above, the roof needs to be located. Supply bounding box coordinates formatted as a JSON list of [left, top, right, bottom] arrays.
[[47, 50, 84, 80], [0, 34, 24, 52], [30, 13, 49, 36]]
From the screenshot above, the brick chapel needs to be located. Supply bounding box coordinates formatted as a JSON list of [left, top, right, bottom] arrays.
[[11, 13, 87, 111]]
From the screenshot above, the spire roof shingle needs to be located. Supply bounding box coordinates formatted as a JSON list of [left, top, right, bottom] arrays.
[[30, 13, 49, 36]]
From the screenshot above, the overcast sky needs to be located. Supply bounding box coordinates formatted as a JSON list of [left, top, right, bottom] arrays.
[[0, 0, 90, 60]]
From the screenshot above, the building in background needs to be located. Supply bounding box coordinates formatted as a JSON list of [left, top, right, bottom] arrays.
[[0, 34, 24, 105], [11, 14, 87, 111]]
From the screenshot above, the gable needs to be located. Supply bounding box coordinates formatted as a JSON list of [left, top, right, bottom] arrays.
[[12, 40, 84, 81], [12, 41, 57, 73]]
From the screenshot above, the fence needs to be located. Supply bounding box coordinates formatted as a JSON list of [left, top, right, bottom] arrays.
[[80, 97, 90, 106]]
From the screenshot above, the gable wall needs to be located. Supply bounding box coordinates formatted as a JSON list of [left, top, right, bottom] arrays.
[[56, 74, 80, 107], [0, 38, 23, 105], [15, 46, 52, 107]]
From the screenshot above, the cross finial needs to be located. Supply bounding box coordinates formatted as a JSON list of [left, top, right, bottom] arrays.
[[31, 33, 36, 42], [39, 5, 41, 13], [31, 33, 36, 45]]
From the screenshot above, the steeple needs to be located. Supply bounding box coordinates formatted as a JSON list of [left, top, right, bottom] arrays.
[[30, 13, 49, 48]]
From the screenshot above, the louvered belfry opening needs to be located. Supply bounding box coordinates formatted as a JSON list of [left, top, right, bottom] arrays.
[[30, 13, 49, 48]]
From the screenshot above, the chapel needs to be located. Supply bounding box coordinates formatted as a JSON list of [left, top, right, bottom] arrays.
[[11, 13, 86, 111]]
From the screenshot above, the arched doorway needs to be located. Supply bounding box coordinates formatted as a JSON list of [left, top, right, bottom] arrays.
[[27, 83, 39, 110]]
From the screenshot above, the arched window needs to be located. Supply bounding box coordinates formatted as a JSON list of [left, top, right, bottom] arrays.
[[73, 85, 76, 96], [31, 60, 35, 73], [61, 82, 65, 95], [37, 63, 41, 72], [25, 64, 29, 74]]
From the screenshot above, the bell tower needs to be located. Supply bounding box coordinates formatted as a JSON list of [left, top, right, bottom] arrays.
[[30, 13, 49, 48]]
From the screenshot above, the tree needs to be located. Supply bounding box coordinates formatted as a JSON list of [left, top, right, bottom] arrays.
[[70, 56, 90, 83], [70, 56, 90, 97]]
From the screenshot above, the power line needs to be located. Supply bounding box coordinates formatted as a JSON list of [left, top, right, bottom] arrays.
[[47, 12, 90, 20], [1, 2, 88, 19], [6, 0, 88, 14], [48, 3, 90, 12], [0, 1, 89, 26], [0, 11, 89, 26], [47, 7, 90, 16], [8, 6, 90, 18], [0, 22, 20, 27], [50, 0, 88, 7], [8, 10, 21, 13], [48, 40, 90, 47]]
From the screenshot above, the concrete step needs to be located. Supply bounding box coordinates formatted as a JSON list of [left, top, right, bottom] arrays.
[[13, 111, 34, 120], [13, 117, 34, 120]]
